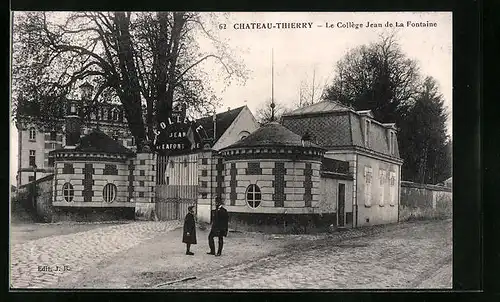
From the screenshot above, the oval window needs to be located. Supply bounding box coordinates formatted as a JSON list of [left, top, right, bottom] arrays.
[[62, 182, 74, 202], [246, 184, 262, 208], [103, 183, 117, 203]]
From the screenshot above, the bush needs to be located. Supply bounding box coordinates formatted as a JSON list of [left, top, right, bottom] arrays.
[[399, 196, 452, 222], [11, 189, 36, 223]]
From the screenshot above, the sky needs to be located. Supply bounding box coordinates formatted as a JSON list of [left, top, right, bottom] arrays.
[[9, 11, 452, 182]]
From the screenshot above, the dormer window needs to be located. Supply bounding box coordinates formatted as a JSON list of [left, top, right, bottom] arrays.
[[238, 131, 250, 141], [111, 108, 119, 121], [364, 119, 371, 147], [389, 131, 395, 154]]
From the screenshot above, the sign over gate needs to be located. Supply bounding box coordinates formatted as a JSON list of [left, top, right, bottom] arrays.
[[152, 102, 210, 156]]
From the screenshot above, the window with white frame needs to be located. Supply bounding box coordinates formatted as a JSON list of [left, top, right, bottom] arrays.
[[246, 184, 262, 208], [389, 171, 396, 206], [103, 183, 117, 203], [379, 169, 386, 206], [29, 128, 36, 141], [62, 182, 74, 202], [364, 166, 372, 207], [29, 150, 36, 167]]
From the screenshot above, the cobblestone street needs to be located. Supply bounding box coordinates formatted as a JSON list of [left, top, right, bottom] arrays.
[[167, 219, 452, 289], [10, 219, 452, 289], [10, 221, 181, 288]]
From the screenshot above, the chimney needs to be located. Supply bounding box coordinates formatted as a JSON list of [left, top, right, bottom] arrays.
[[65, 98, 82, 149], [64, 83, 91, 148]]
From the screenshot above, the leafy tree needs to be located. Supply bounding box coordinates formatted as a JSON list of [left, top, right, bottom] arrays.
[[11, 12, 248, 151], [323, 33, 451, 184], [322, 32, 420, 123], [398, 76, 451, 183]]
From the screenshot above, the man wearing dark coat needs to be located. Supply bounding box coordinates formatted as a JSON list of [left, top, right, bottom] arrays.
[[182, 206, 197, 255], [207, 199, 229, 256]]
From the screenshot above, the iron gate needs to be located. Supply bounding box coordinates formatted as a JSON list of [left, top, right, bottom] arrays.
[[155, 154, 198, 221]]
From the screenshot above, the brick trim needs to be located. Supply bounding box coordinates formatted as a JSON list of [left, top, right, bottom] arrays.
[[273, 162, 286, 207], [82, 164, 94, 202], [304, 163, 312, 207]]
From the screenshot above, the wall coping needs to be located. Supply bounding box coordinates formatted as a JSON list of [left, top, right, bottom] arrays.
[[401, 180, 452, 192], [19, 174, 54, 190]]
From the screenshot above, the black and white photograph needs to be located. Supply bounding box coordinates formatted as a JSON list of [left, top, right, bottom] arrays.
[[9, 11, 453, 289]]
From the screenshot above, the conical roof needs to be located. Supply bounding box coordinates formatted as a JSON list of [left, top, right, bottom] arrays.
[[75, 129, 134, 155], [223, 122, 321, 149], [51, 129, 134, 155]]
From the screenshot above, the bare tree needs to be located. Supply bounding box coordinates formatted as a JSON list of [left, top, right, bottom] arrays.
[[297, 66, 328, 108], [255, 98, 290, 125], [11, 12, 248, 151]]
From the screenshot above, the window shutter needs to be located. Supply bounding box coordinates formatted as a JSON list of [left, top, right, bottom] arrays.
[[389, 171, 396, 206], [364, 166, 372, 207]]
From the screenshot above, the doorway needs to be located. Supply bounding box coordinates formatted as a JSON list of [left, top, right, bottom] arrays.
[[338, 183, 345, 227]]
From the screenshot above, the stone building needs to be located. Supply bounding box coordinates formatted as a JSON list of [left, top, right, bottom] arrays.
[[15, 82, 403, 227], [15, 83, 136, 188], [281, 101, 403, 226], [217, 122, 354, 232]]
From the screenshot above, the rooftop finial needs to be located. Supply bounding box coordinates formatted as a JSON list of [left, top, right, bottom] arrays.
[[271, 48, 275, 122]]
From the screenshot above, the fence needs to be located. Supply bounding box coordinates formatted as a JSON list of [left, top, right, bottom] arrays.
[[155, 185, 198, 221], [399, 181, 452, 221]]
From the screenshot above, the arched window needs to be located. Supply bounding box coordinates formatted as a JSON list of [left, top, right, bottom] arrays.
[[29, 128, 36, 141], [239, 130, 250, 141], [246, 184, 262, 208], [103, 183, 117, 203], [62, 183, 74, 202]]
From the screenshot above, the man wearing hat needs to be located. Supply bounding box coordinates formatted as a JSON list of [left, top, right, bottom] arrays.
[[207, 198, 229, 256]]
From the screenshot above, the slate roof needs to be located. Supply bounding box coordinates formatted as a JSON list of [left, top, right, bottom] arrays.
[[282, 100, 352, 117], [281, 102, 401, 159], [51, 129, 134, 155], [196, 106, 245, 142], [223, 122, 321, 149]]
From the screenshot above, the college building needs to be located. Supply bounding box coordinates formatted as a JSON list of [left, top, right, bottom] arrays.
[[15, 83, 403, 229]]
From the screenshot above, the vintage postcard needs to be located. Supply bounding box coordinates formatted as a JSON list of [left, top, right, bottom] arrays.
[[10, 11, 452, 289]]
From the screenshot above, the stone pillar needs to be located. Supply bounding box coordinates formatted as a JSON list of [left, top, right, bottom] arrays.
[[134, 152, 157, 220], [197, 150, 213, 223]]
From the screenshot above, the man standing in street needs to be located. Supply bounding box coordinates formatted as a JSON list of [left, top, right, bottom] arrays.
[[207, 199, 228, 256]]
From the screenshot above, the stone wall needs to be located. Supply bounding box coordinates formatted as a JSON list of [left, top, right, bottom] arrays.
[[399, 181, 452, 221], [355, 154, 400, 226], [15, 175, 54, 222]]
